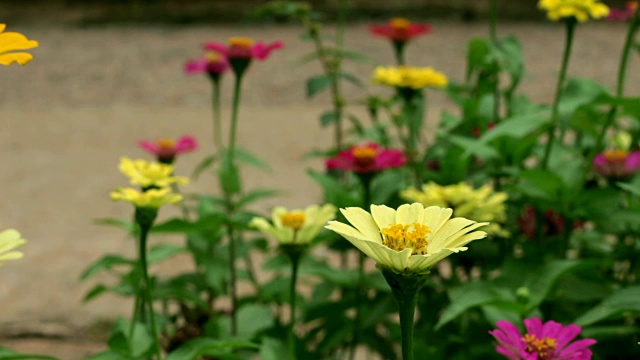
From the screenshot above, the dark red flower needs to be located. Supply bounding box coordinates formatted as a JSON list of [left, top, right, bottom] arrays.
[[369, 18, 431, 43], [325, 143, 406, 173]]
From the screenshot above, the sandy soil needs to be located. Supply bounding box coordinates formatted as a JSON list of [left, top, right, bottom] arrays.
[[0, 20, 638, 358]]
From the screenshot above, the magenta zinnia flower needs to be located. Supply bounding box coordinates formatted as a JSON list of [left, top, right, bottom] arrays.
[[369, 18, 431, 44], [325, 143, 406, 173], [490, 318, 596, 360], [608, 1, 638, 21], [204, 37, 283, 77], [138, 135, 198, 164], [184, 51, 229, 80], [593, 150, 640, 178]]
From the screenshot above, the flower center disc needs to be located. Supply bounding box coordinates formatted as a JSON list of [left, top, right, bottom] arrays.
[[156, 138, 175, 150], [281, 212, 306, 230], [352, 146, 377, 167], [604, 149, 628, 162], [522, 334, 557, 360], [390, 17, 411, 30], [380, 223, 431, 255]]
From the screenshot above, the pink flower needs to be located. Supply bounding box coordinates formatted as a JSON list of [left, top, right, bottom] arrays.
[[325, 143, 406, 173], [138, 135, 198, 164], [607, 1, 638, 21], [204, 37, 283, 61], [184, 51, 229, 78], [593, 150, 640, 178], [369, 18, 431, 43], [490, 317, 596, 360]]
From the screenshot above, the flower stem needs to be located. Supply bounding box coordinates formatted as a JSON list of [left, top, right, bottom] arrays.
[[541, 19, 576, 169], [591, 5, 640, 161], [381, 270, 427, 360], [286, 248, 303, 360], [393, 41, 406, 66], [229, 73, 244, 161], [135, 207, 162, 360], [212, 78, 223, 152]]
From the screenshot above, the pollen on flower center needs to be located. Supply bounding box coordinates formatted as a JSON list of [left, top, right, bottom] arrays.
[[156, 138, 175, 150], [522, 334, 557, 359], [380, 223, 431, 255], [205, 51, 224, 63], [281, 212, 306, 230], [352, 146, 377, 167], [390, 17, 411, 29], [604, 149, 628, 162], [229, 37, 254, 48]]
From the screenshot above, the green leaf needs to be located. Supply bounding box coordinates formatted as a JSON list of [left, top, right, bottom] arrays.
[[165, 338, 257, 360], [83, 351, 129, 360], [218, 156, 241, 195], [218, 304, 275, 339], [93, 218, 135, 233], [307, 170, 359, 208], [338, 71, 364, 88], [574, 285, 640, 327], [466, 38, 490, 81], [151, 214, 224, 234], [234, 148, 271, 172], [191, 154, 217, 180], [236, 188, 281, 208], [480, 112, 546, 143], [108, 318, 153, 358], [522, 260, 591, 310], [516, 169, 566, 202], [617, 181, 640, 197], [80, 255, 135, 281], [306, 74, 332, 98], [370, 168, 409, 205], [82, 284, 110, 303], [258, 338, 289, 360], [448, 135, 499, 160], [0, 347, 59, 360], [436, 281, 509, 330], [148, 243, 185, 263], [320, 111, 339, 127]]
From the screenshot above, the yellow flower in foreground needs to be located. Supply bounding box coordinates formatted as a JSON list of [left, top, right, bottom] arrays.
[[250, 204, 337, 245], [0, 227, 27, 266], [111, 187, 182, 208], [373, 66, 448, 90], [0, 24, 39, 66], [402, 182, 508, 237], [325, 203, 488, 274], [118, 157, 189, 188], [538, 0, 609, 22]]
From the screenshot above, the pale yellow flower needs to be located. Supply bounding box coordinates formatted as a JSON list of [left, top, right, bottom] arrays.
[[373, 66, 448, 90], [111, 187, 182, 208], [401, 182, 508, 237], [538, 0, 609, 22], [250, 204, 337, 245], [0, 227, 27, 266], [325, 203, 487, 274], [0, 24, 39, 66], [118, 157, 189, 188]]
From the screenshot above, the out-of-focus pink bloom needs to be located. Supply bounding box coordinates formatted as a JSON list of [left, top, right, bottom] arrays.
[[204, 37, 283, 61], [184, 51, 229, 78], [139, 135, 198, 164], [593, 150, 640, 178], [325, 143, 406, 173], [490, 317, 596, 360], [369, 18, 431, 43], [608, 1, 638, 21]]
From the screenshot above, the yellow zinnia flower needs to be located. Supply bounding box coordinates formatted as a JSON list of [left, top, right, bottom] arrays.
[[111, 187, 183, 208], [538, 0, 610, 22], [401, 182, 508, 237], [0, 227, 27, 266], [250, 204, 337, 245], [373, 66, 448, 90], [0, 24, 39, 66], [118, 157, 189, 188], [325, 203, 487, 274]]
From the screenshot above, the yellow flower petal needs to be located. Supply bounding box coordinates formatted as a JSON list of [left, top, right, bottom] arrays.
[[0, 24, 38, 67], [252, 204, 336, 245], [340, 207, 382, 243]]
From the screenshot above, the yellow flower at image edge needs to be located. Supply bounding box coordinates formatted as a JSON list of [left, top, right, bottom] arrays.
[[0, 227, 27, 266], [250, 204, 337, 245], [118, 157, 189, 188], [373, 66, 448, 90], [0, 24, 39, 66], [538, 0, 609, 22], [325, 203, 488, 274], [111, 187, 182, 208]]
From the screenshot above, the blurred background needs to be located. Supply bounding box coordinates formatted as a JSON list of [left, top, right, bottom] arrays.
[[0, 0, 637, 357]]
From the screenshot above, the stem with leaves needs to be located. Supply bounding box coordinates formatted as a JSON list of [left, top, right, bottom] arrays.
[[541, 19, 576, 169]]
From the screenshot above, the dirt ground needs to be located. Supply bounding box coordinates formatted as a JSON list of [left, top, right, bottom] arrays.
[[1, 18, 638, 358]]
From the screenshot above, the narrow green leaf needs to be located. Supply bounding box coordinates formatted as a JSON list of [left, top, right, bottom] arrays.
[[191, 154, 217, 180], [306, 74, 332, 98], [80, 255, 134, 281], [574, 285, 640, 327]]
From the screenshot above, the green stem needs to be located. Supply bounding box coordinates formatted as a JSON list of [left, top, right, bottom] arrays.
[[225, 218, 238, 336], [393, 41, 406, 66], [229, 73, 244, 161], [489, 0, 498, 42], [591, 5, 640, 160], [541, 19, 576, 169], [381, 270, 426, 360], [212, 78, 223, 152], [135, 208, 162, 360], [287, 249, 302, 360]]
